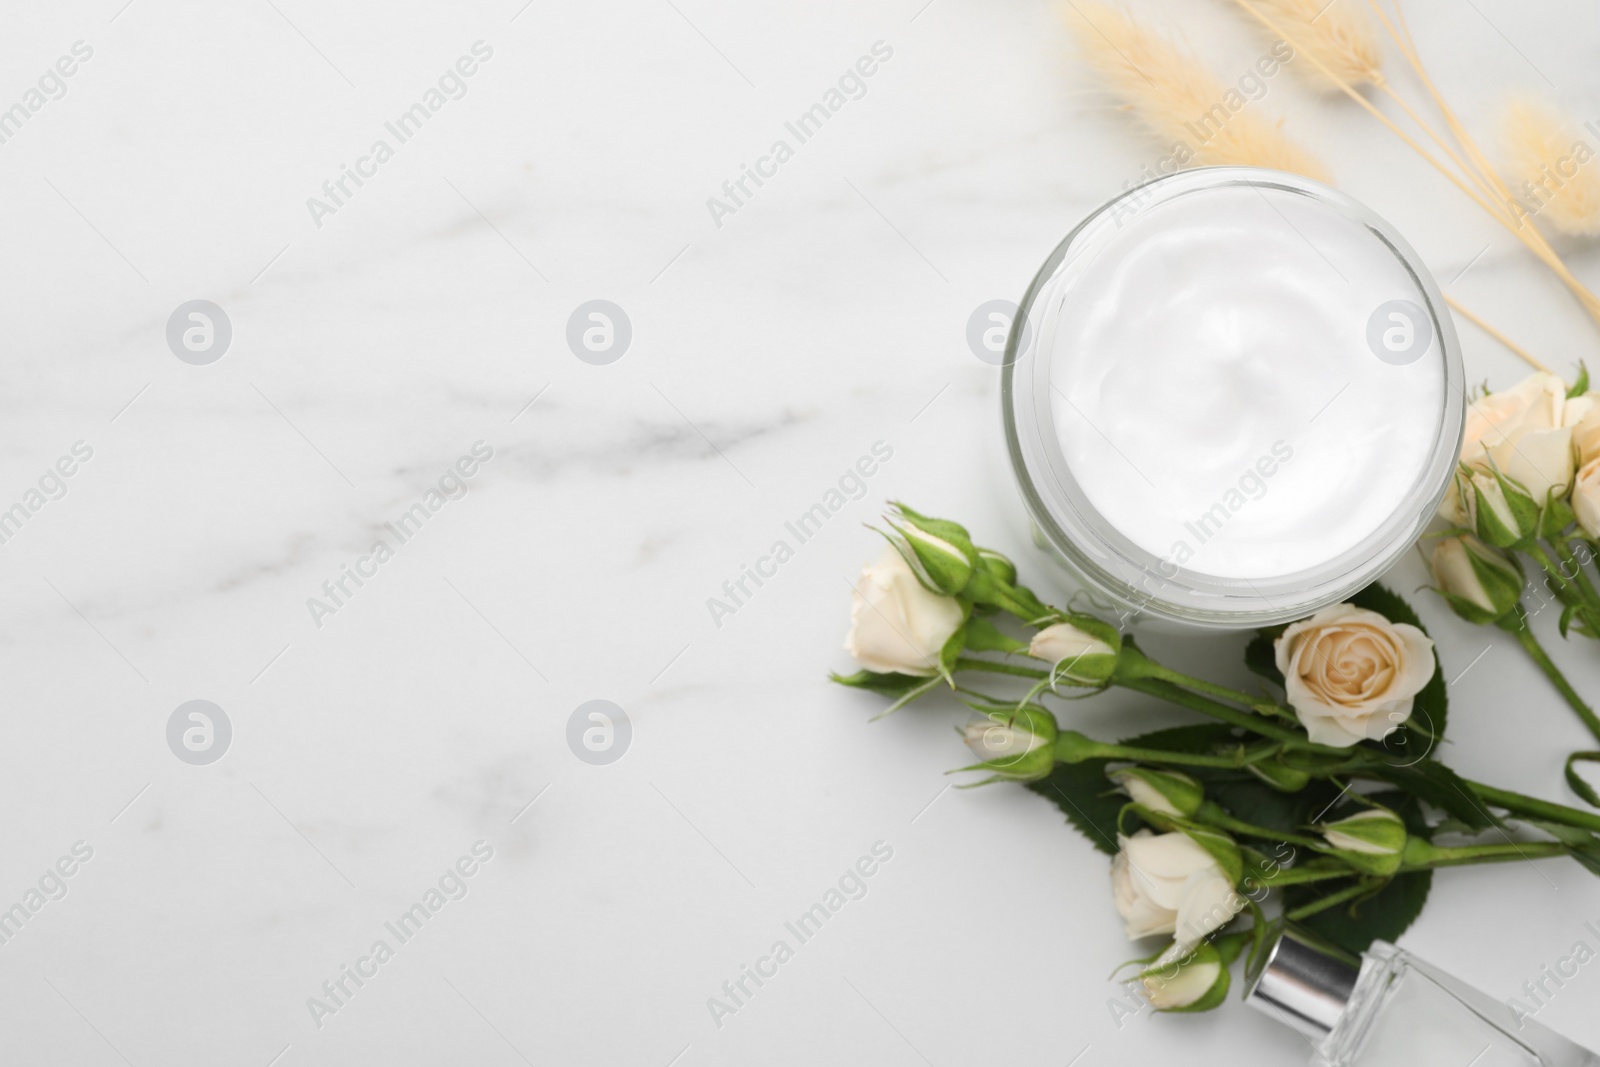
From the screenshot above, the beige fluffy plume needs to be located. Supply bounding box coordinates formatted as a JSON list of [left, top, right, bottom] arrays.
[[1501, 96, 1600, 236], [1241, 0, 1381, 89], [1067, 2, 1327, 181]]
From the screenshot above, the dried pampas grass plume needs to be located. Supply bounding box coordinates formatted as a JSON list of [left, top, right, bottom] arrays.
[[1066, 1, 1327, 181], [1243, 0, 1382, 90], [1501, 96, 1600, 237]]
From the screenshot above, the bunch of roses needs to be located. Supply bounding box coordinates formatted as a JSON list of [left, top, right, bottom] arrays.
[[1428, 369, 1600, 797], [1432, 369, 1600, 633], [835, 504, 1600, 1012]]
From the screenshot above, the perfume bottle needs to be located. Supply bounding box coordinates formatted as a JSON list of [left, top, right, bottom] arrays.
[[1245, 928, 1600, 1066]]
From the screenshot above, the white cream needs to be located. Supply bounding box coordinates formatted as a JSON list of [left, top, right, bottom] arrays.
[[1048, 183, 1446, 581]]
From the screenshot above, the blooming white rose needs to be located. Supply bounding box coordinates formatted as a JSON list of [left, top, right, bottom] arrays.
[[1575, 458, 1600, 540], [1274, 604, 1436, 748], [1110, 830, 1237, 948], [844, 547, 964, 676], [1461, 372, 1565, 463], [1488, 424, 1575, 506]]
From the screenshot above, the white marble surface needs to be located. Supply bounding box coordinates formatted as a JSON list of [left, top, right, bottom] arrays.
[[3, 0, 1600, 1063]]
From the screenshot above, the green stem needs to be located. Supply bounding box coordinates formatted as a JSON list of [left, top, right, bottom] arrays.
[[952, 657, 1049, 681], [1055, 734, 1264, 769], [1247, 865, 1356, 888], [1554, 536, 1600, 623], [1116, 674, 1344, 753], [1285, 880, 1375, 921], [1528, 541, 1600, 636], [1501, 612, 1600, 744], [1403, 839, 1570, 869], [1464, 779, 1600, 834], [1125, 656, 1267, 711]]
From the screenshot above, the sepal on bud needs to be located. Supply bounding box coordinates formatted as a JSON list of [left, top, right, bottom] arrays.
[[1470, 465, 1539, 547], [1244, 756, 1311, 793], [1108, 767, 1204, 818], [880, 503, 980, 597], [976, 547, 1017, 586]]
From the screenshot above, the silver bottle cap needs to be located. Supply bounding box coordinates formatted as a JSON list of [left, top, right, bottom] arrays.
[[1244, 927, 1360, 1040]]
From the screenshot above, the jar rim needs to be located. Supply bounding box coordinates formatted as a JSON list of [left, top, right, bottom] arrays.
[[1000, 166, 1466, 629]]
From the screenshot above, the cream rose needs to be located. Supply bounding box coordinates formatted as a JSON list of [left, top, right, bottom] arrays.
[[1575, 458, 1600, 540], [1273, 604, 1436, 748], [1442, 372, 1575, 524], [1564, 391, 1600, 466], [844, 547, 964, 676], [1488, 424, 1574, 506], [1110, 830, 1237, 947], [1461, 371, 1565, 463]]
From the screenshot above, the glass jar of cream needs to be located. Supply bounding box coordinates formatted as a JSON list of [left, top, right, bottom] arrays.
[[1001, 167, 1464, 629]]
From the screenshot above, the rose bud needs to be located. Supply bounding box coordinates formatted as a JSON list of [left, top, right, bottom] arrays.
[[1317, 808, 1407, 876], [1436, 467, 1473, 528], [1431, 535, 1523, 624], [844, 547, 964, 676], [1469, 467, 1538, 547], [883, 503, 979, 596], [1108, 767, 1203, 818], [1245, 757, 1311, 793], [976, 546, 1017, 586], [957, 705, 1059, 784], [1140, 942, 1229, 1012], [1028, 618, 1120, 685], [1274, 604, 1436, 748]]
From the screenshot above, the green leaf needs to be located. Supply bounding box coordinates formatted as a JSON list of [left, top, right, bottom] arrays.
[[1560, 602, 1579, 640], [1566, 752, 1600, 809], [1570, 847, 1600, 878], [1352, 583, 1448, 748], [1209, 777, 1342, 836], [1364, 760, 1499, 830], [937, 618, 968, 684], [831, 669, 931, 698], [964, 616, 1028, 654], [1541, 493, 1578, 540], [1288, 870, 1432, 955], [1244, 632, 1286, 689], [1569, 362, 1589, 398], [830, 669, 941, 716], [1120, 723, 1242, 756], [1028, 758, 1124, 854], [1523, 820, 1600, 877]]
